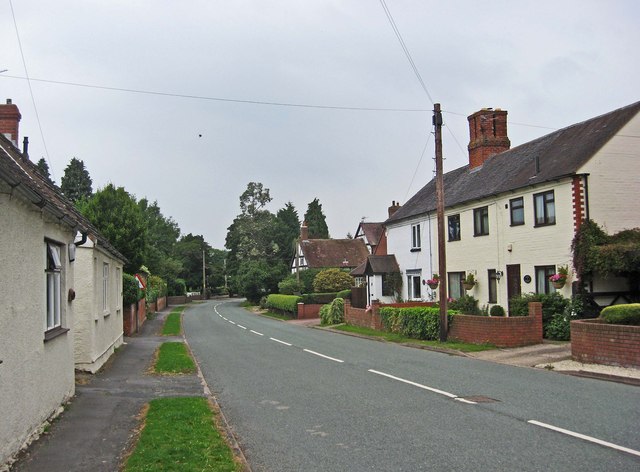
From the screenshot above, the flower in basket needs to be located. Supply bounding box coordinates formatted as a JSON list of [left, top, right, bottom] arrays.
[[549, 265, 568, 284], [425, 274, 440, 288]]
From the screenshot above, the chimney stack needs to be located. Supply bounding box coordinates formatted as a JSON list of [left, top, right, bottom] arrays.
[[300, 221, 309, 241], [0, 98, 21, 146], [388, 200, 401, 218], [467, 108, 510, 169]]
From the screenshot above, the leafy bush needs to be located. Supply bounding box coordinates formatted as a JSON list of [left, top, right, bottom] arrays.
[[146, 288, 159, 303], [545, 314, 571, 340], [313, 268, 353, 293], [278, 276, 304, 295], [449, 295, 480, 315], [509, 292, 570, 338], [168, 278, 187, 297], [123, 273, 142, 306], [489, 305, 505, 317], [336, 289, 351, 300], [379, 307, 455, 341], [265, 294, 301, 314], [299, 293, 339, 305], [259, 296, 268, 310], [600, 304, 640, 325], [320, 297, 345, 325], [148, 275, 168, 297]]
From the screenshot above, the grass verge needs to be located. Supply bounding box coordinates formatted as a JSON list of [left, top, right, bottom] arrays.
[[155, 342, 196, 374], [333, 324, 495, 353], [161, 306, 185, 336], [260, 310, 294, 321], [123, 397, 240, 472]]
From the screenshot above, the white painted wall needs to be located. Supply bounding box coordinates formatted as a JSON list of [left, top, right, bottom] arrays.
[[0, 185, 76, 467], [74, 244, 124, 373], [578, 111, 640, 234]]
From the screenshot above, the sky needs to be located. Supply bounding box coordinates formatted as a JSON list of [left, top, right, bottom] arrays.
[[2, 0, 639, 249]]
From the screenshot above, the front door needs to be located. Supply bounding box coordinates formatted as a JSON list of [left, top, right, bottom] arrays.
[[506, 264, 521, 315]]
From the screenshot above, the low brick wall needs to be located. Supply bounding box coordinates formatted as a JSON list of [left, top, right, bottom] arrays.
[[156, 296, 167, 311], [344, 299, 384, 331], [571, 319, 640, 368], [297, 303, 322, 320], [448, 302, 543, 348], [123, 298, 147, 336]]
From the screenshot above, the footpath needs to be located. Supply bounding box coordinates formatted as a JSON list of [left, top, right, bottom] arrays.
[[11, 306, 205, 472]]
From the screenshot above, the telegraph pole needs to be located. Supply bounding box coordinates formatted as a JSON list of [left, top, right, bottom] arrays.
[[202, 249, 207, 299], [434, 103, 448, 341]]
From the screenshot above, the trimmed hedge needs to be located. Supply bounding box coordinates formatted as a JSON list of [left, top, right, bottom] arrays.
[[336, 289, 352, 300], [379, 306, 456, 341], [600, 304, 640, 325], [299, 292, 339, 305], [265, 294, 301, 314]]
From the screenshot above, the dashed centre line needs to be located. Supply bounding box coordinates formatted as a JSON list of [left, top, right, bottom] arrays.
[[269, 337, 292, 346], [368, 369, 475, 404], [250, 330, 264, 336], [237, 324, 247, 330], [303, 349, 344, 363]]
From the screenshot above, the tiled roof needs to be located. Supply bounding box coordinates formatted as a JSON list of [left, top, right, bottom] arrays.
[[351, 255, 399, 276], [300, 238, 369, 269], [387, 101, 640, 225], [356, 222, 384, 247], [0, 133, 126, 262]]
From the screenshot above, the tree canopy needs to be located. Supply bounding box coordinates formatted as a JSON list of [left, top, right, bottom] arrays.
[[35, 158, 53, 184], [304, 198, 329, 239], [61, 157, 93, 204]]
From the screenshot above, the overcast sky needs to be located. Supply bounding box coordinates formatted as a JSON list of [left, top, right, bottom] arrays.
[[2, 1, 638, 249]]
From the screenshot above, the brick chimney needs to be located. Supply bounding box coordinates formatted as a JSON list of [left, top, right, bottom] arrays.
[[388, 200, 401, 218], [300, 221, 309, 241], [0, 99, 21, 146], [467, 108, 510, 169]]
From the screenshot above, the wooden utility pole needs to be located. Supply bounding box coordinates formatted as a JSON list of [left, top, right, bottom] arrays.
[[202, 249, 207, 299], [434, 103, 448, 341]]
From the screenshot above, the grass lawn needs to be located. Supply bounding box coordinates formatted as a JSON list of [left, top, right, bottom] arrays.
[[161, 306, 185, 336], [123, 397, 240, 472], [155, 342, 196, 374], [333, 324, 495, 353]]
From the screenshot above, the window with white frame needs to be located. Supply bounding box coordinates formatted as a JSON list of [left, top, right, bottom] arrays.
[[103, 262, 110, 313], [411, 223, 421, 251], [46, 242, 62, 331], [406, 270, 422, 300]]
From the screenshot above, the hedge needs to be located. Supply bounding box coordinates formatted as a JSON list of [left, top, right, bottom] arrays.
[[265, 294, 301, 314], [379, 306, 456, 341], [299, 292, 339, 305], [600, 304, 640, 325], [123, 273, 143, 306]]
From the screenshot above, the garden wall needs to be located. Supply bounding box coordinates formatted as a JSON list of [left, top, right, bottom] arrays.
[[448, 302, 543, 347], [123, 298, 147, 336], [297, 303, 322, 320], [571, 319, 640, 368], [344, 299, 384, 331]]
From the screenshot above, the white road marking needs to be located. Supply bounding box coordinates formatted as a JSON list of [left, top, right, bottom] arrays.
[[250, 330, 264, 336], [368, 369, 475, 403], [222, 317, 228, 321], [228, 320, 236, 325], [270, 337, 292, 346], [303, 349, 344, 363], [237, 324, 247, 330], [528, 420, 640, 457]]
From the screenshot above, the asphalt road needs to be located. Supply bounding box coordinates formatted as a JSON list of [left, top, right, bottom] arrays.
[[184, 299, 640, 472]]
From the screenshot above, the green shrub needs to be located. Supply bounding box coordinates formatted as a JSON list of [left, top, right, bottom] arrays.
[[168, 278, 187, 297], [259, 296, 268, 310], [449, 295, 480, 315], [489, 305, 505, 317], [123, 273, 142, 306], [299, 292, 339, 305], [600, 304, 640, 325], [278, 276, 304, 295], [336, 289, 351, 299], [379, 307, 455, 341], [545, 314, 571, 340], [320, 298, 345, 326], [313, 268, 353, 293], [265, 294, 301, 314], [148, 275, 168, 297]]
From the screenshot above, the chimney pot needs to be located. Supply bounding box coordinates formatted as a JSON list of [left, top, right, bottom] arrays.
[[467, 108, 510, 169], [0, 98, 21, 146], [300, 221, 309, 241]]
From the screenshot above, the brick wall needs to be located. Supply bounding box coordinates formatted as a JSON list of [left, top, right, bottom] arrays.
[[571, 319, 640, 368], [297, 303, 322, 319], [344, 299, 384, 331], [123, 298, 148, 336], [448, 302, 543, 347]]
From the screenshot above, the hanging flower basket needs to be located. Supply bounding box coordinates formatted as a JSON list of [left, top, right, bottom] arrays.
[[463, 282, 475, 291], [424, 274, 440, 290], [549, 265, 568, 290], [552, 280, 565, 289], [428, 282, 439, 290]]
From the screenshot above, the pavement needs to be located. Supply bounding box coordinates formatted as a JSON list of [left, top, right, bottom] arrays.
[[7, 305, 640, 471]]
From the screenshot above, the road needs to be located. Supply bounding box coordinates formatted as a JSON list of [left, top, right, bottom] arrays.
[[184, 299, 640, 471]]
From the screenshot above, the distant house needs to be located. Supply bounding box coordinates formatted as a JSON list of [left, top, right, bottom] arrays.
[[385, 102, 640, 310], [350, 254, 400, 305], [291, 222, 369, 273], [354, 220, 387, 255], [0, 100, 125, 467]]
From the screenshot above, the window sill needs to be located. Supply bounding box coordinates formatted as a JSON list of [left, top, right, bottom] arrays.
[[509, 223, 525, 227], [534, 222, 556, 228], [44, 326, 69, 342], [473, 233, 489, 237], [448, 239, 461, 243], [410, 248, 421, 252]]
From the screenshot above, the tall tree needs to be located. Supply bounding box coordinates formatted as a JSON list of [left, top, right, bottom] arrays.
[[78, 184, 147, 273], [61, 157, 92, 204], [304, 198, 329, 239], [174, 233, 210, 292], [138, 198, 182, 281], [35, 158, 53, 184], [274, 202, 300, 266]]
